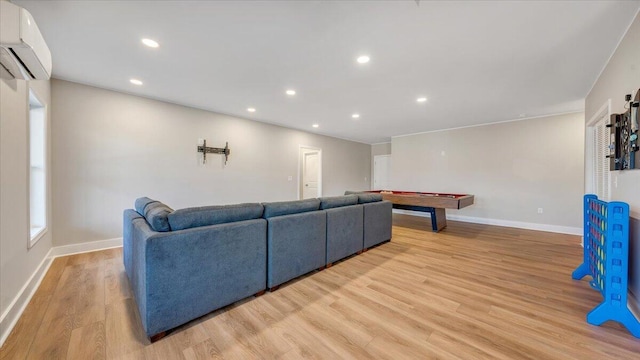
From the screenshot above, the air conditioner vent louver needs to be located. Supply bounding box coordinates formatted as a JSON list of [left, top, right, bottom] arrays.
[[9, 47, 36, 79]]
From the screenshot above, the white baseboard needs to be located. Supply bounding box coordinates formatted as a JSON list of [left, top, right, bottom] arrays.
[[0, 248, 53, 347], [0, 237, 123, 347], [392, 209, 583, 236], [49, 237, 123, 257]]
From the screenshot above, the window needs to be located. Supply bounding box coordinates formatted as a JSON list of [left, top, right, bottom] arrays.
[[29, 89, 46, 247]]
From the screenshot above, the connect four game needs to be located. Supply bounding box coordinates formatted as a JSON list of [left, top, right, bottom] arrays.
[[572, 194, 640, 338]]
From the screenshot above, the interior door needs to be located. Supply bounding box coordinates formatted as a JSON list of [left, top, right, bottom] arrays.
[[373, 155, 391, 190], [302, 151, 320, 199]]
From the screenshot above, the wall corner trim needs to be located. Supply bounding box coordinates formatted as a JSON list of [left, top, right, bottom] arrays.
[[0, 237, 123, 347]]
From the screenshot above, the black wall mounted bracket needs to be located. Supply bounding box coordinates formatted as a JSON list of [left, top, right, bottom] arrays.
[[197, 140, 230, 165]]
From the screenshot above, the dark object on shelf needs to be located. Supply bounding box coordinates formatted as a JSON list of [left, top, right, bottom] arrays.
[[197, 140, 230, 164], [607, 89, 639, 170]]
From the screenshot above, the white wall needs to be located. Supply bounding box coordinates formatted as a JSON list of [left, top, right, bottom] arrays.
[[371, 143, 391, 157], [51, 79, 371, 246], [390, 112, 585, 230], [585, 12, 640, 301], [586, 12, 640, 214], [0, 78, 52, 336]]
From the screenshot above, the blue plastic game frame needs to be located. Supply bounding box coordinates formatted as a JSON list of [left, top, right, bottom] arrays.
[[572, 194, 640, 337]]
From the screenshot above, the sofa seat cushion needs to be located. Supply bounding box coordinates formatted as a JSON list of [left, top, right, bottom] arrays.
[[168, 203, 264, 231], [134, 197, 173, 232], [262, 199, 320, 219], [319, 195, 358, 210], [357, 193, 383, 204]]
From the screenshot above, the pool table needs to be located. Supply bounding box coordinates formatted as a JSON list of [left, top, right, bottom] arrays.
[[366, 190, 474, 232]]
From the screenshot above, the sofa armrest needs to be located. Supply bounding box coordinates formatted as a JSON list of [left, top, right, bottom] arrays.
[[123, 209, 143, 280]]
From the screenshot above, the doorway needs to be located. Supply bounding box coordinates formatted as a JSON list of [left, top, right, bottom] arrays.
[[299, 146, 322, 199], [373, 155, 391, 190], [586, 100, 611, 200]]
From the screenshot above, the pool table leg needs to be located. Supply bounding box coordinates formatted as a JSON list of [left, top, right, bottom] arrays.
[[431, 208, 447, 232]]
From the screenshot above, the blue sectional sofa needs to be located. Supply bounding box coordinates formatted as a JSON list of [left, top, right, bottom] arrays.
[[123, 194, 391, 340]]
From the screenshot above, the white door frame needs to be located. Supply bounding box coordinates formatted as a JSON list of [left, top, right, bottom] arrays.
[[298, 145, 322, 199], [585, 99, 611, 198]]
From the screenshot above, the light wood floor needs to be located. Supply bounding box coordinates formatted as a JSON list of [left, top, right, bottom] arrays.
[[2, 214, 640, 359]]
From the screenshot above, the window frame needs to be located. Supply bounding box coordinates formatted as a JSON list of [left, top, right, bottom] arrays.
[[28, 88, 47, 249]]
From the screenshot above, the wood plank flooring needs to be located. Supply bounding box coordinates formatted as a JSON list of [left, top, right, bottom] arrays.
[[2, 214, 640, 359]]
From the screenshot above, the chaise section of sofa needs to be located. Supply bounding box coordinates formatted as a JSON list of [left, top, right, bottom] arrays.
[[263, 198, 326, 289], [320, 195, 363, 266], [123, 199, 267, 339]]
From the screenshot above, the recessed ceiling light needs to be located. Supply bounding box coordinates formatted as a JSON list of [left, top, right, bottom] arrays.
[[247, 108, 256, 113], [312, 124, 319, 128], [286, 90, 296, 96], [352, 114, 360, 119], [141, 38, 159, 48], [417, 97, 427, 103], [356, 55, 370, 64], [129, 78, 143, 86]]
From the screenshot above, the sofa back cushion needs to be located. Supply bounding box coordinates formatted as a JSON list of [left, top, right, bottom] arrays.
[[135, 197, 157, 215], [262, 199, 320, 219], [357, 193, 383, 204], [168, 203, 264, 231], [134, 197, 173, 232], [344, 190, 363, 195], [319, 195, 358, 210]]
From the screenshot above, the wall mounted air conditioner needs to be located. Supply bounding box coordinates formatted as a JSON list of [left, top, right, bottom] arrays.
[[0, 2, 52, 80]]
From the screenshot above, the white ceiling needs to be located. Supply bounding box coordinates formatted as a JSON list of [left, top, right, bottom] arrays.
[[16, 0, 640, 144]]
